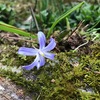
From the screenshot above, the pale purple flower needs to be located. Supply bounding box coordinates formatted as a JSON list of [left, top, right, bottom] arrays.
[[18, 31, 56, 70]]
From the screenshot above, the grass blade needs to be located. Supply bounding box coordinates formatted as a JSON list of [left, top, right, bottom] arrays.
[[0, 22, 36, 38], [47, 2, 84, 38]]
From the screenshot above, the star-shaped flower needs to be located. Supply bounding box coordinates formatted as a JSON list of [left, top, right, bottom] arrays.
[[18, 31, 56, 70]]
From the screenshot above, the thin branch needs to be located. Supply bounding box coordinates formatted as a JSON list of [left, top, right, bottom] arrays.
[[33, 0, 38, 11], [68, 21, 84, 38], [30, 6, 40, 31], [4, 36, 37, 48], [3, 35, 36, 43], [64, 21, 84, 41]]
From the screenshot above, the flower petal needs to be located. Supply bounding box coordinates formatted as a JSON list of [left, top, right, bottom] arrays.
[[36, 55, 45, 69], [22, 55, 39, 70], [36, 62, 41, 70], [43, 38, 56, 51], [39, 55, 45, 66], [44, 52, 55, 60], [38, 31, 46, 49], [18, 47, 37, 56]]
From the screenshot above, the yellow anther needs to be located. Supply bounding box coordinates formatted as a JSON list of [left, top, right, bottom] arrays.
[[38, 50, 45, 57]]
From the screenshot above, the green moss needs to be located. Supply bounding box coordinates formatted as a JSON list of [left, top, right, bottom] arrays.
[[0, 44, 35, 67], [0, 42, 100, 99], [79, 90, 100, 100]]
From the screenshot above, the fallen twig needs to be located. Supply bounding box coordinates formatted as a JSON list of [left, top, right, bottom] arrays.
[[74, 40, 89, 51], [84, 67, 100, 74], [1, 94, 10, 100]]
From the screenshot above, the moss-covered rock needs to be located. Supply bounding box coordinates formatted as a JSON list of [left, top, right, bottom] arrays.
[[0, 42, 100, 99]]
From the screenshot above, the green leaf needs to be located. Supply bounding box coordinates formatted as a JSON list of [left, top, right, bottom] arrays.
[[47, 2, 84, 38], [0, 22, 36, 38]]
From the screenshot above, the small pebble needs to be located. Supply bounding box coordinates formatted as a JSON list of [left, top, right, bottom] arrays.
[[11, 93, 19, 99], [0, 85, 5, 91]]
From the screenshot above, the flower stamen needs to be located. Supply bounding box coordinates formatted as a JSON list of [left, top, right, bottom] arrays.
[[39, 50, 45, 57]]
